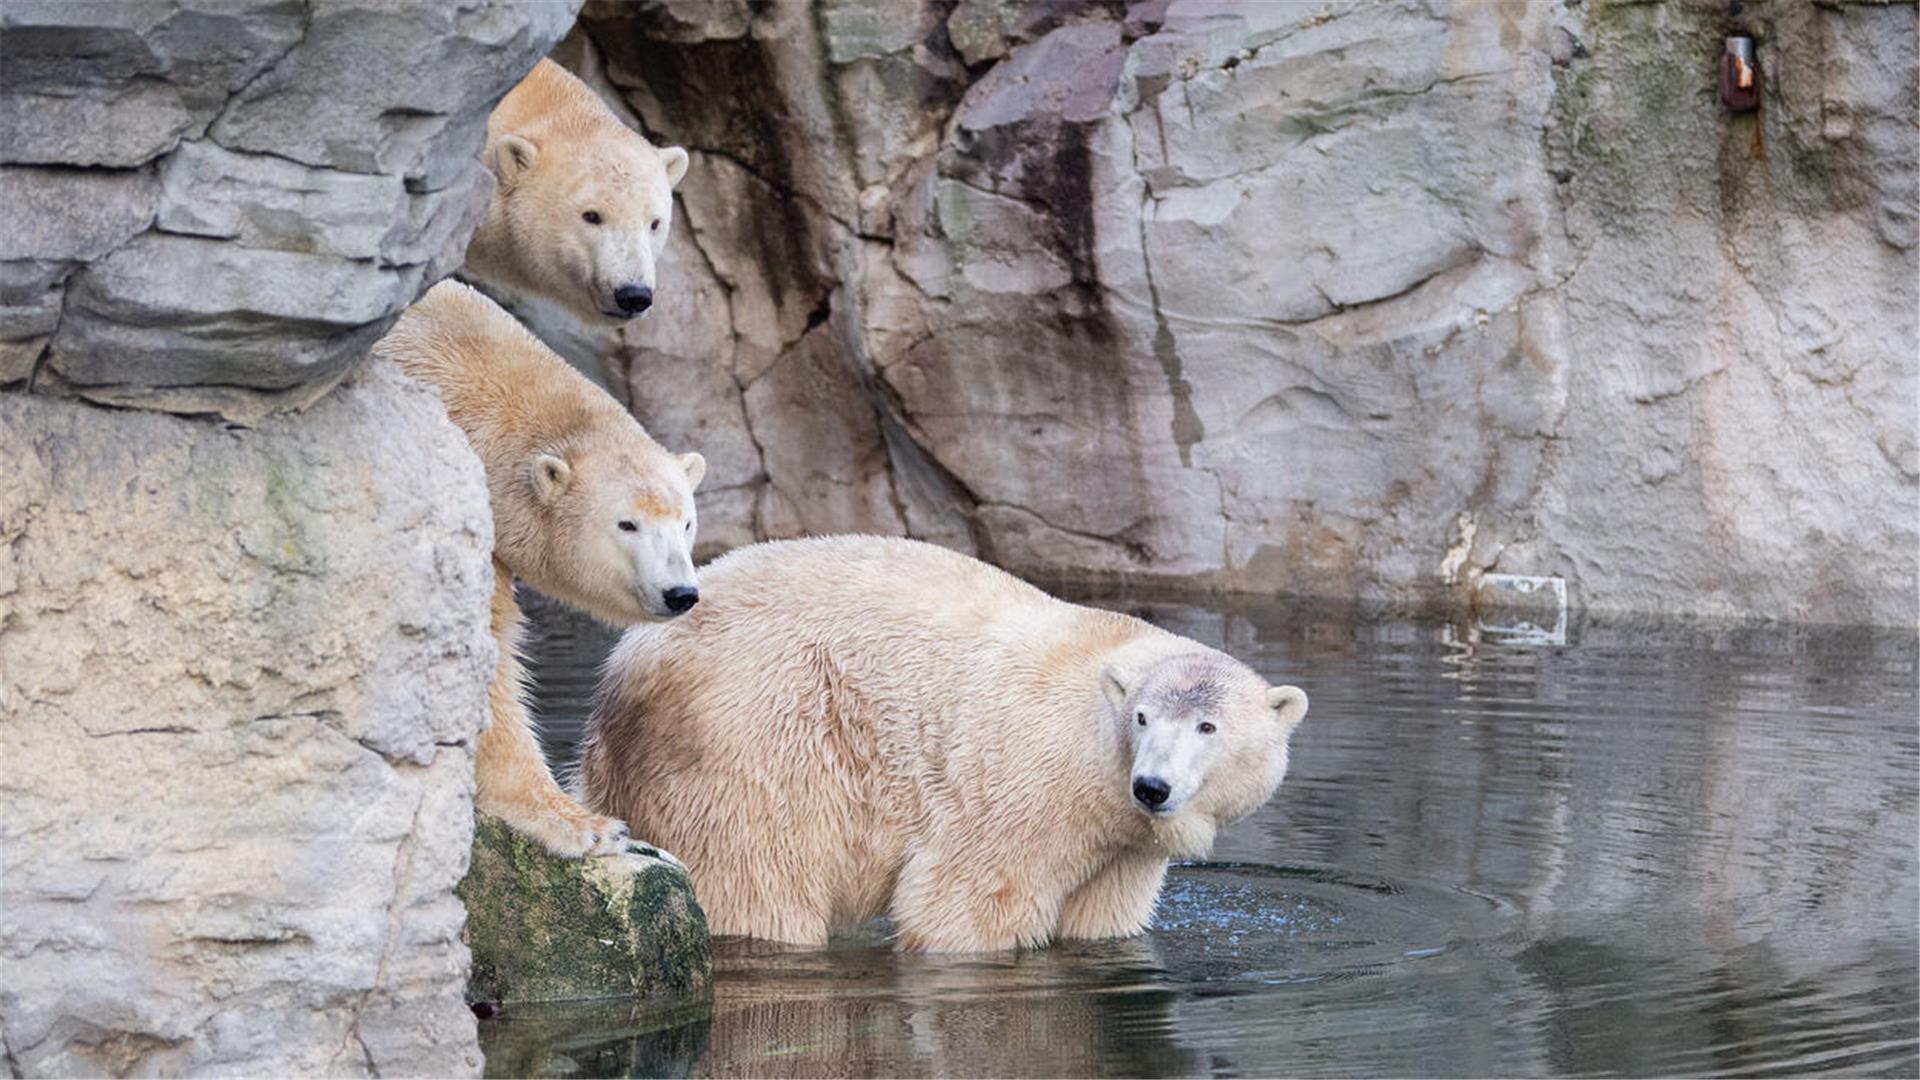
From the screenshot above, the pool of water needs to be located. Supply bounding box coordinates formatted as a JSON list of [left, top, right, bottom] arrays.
[[489, 588, 1920, 1078]]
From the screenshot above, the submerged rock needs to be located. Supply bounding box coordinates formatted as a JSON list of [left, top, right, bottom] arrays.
[[459, 815, 712, 1005]]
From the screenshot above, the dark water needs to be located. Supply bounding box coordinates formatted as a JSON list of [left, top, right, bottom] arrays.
[[490, 589, 1920, 1078]]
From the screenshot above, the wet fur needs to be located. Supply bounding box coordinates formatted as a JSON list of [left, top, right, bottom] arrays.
[[580, 536, 1306, 950]]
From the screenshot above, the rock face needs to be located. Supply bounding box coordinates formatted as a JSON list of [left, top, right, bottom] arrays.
[[0, 363, 497, 1076], [0, 2, 579, 1075], [0, 0, 579, 422], [525, 0, 1917, 626], [459, 816, 711, 1006]]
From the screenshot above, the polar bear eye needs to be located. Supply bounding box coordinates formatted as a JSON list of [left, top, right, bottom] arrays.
[[1135, 711, 1146, 727], [650, 218, 661, 232], [583, 210, 603, 225], [1198, 721, 1217, 735], [617, 520, 638, 532], [684, 520, 693, 532]]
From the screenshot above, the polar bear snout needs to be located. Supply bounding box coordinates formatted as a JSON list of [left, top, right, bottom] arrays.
[[662, 585, 699, 614], [613, 283, 653, 316], [1132, 775, 1172, 810]]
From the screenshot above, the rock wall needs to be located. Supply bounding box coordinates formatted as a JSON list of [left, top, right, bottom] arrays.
[[530, 0, 1917, 626], [1, 0, 576, 422], [0, 370, 495, 1076], [0, 1, 577, 1074]]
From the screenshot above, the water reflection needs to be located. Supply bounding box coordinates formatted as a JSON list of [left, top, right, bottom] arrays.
[[500, 589, 1919, 1078]]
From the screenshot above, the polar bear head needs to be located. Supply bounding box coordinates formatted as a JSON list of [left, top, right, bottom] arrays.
[[1102, 652, 1308, 858], [513, 437, 707, 624], [488, 127, 689, 322]]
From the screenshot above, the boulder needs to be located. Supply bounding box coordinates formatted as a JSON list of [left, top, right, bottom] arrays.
[[459, 816, 712, 1006], [0, 361, 497, 1076]]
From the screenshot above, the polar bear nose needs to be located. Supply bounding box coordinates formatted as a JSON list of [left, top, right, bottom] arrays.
[[1132, 776, 1171, 808], [614, 283, 653, 314], [662, 585, 699, 614]]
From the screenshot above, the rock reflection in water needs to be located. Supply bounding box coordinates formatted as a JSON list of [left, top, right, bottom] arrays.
[[496, 588, 1919, 1078]]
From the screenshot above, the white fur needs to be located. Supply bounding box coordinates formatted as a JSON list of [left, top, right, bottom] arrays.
[[580, 536, 1309, 951], [466, 59, 690, 321]]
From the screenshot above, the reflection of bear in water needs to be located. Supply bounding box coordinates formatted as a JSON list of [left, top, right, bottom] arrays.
[[582, 536, 1307, 950], [377, 281, 705, 856], [487, 937, 1203, 1078], [704, 938, 1204, 1077], [478, 937, 1198, 1068]]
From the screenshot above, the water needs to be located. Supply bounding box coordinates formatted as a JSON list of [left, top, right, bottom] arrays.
[[493, 589, 1920, 1078]]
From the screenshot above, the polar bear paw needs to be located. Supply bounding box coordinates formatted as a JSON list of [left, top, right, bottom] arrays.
[[509, 808, 632, 859], [578, 813, 632, 857]]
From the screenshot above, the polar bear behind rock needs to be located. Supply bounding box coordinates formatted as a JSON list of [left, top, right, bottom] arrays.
[[378, 280, 706, 856], [465, 59, 689, 322], [580, 536, 1308, 950]]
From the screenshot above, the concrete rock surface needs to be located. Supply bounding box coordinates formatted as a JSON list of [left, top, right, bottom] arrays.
[[0, 361, 497, 1077], [513, 0, 1916, 626]]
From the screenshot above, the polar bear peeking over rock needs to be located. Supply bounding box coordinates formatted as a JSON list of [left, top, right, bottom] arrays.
[[579, 536, 1308, 951], [378, 280, 705, 857], [465, 58, 689, 322]]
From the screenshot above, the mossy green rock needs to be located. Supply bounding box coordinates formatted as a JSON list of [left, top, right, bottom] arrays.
[[459, 815, 712, 1004]]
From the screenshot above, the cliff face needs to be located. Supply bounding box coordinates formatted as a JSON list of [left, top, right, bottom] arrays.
[[0, 370, 496, 1076], [537, 0, 1916, 626], [0, 2, 578, 1075]]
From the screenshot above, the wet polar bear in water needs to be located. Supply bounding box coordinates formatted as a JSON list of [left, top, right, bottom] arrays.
[[579, 536, 1308, 951]]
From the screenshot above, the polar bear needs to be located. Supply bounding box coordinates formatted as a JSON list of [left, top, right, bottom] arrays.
[[464, 58, 689, 321], [579, 536, 1308, 950], [377, 280, 706, 856]]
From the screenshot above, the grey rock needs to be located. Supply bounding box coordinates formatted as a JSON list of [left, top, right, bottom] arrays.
[[0, 166, 160, 263], [0, 0, 306, 167], [0, 360, 496, 1076], [156, 141, 408, 261], [210, 0, 579, 190], [546, 0, 1916, 626], [0, 260, 67, 384], [2, 0, 578, 416], [52, 232, 420, 394]]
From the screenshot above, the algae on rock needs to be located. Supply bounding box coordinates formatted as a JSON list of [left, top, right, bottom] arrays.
[[459, 814, 712, 1004]]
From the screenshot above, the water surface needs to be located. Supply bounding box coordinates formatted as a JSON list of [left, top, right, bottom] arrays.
[[493, 589, 1919, 1078]]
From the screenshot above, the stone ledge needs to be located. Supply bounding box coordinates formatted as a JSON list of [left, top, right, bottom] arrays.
[[458, 815, 712, 1006]]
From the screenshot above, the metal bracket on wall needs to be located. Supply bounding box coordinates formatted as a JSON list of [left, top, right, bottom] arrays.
[[1721, 36, 1760, 113]]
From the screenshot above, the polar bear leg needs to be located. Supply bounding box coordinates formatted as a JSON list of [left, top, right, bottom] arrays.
[[478, 566, 632, 858], [889, 846, 1058, 953], [1057, 850, 1168, 941], [701, 886, 831, 946]]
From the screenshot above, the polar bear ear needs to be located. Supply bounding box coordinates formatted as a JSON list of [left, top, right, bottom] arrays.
[[659, 146, 689, 189], [529, 453, 572, 504], [1100, 664, 1131, 711], [678, 451, 706, 491], [1266, 685, 1308, 731], [492, 133, 539, 187]]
